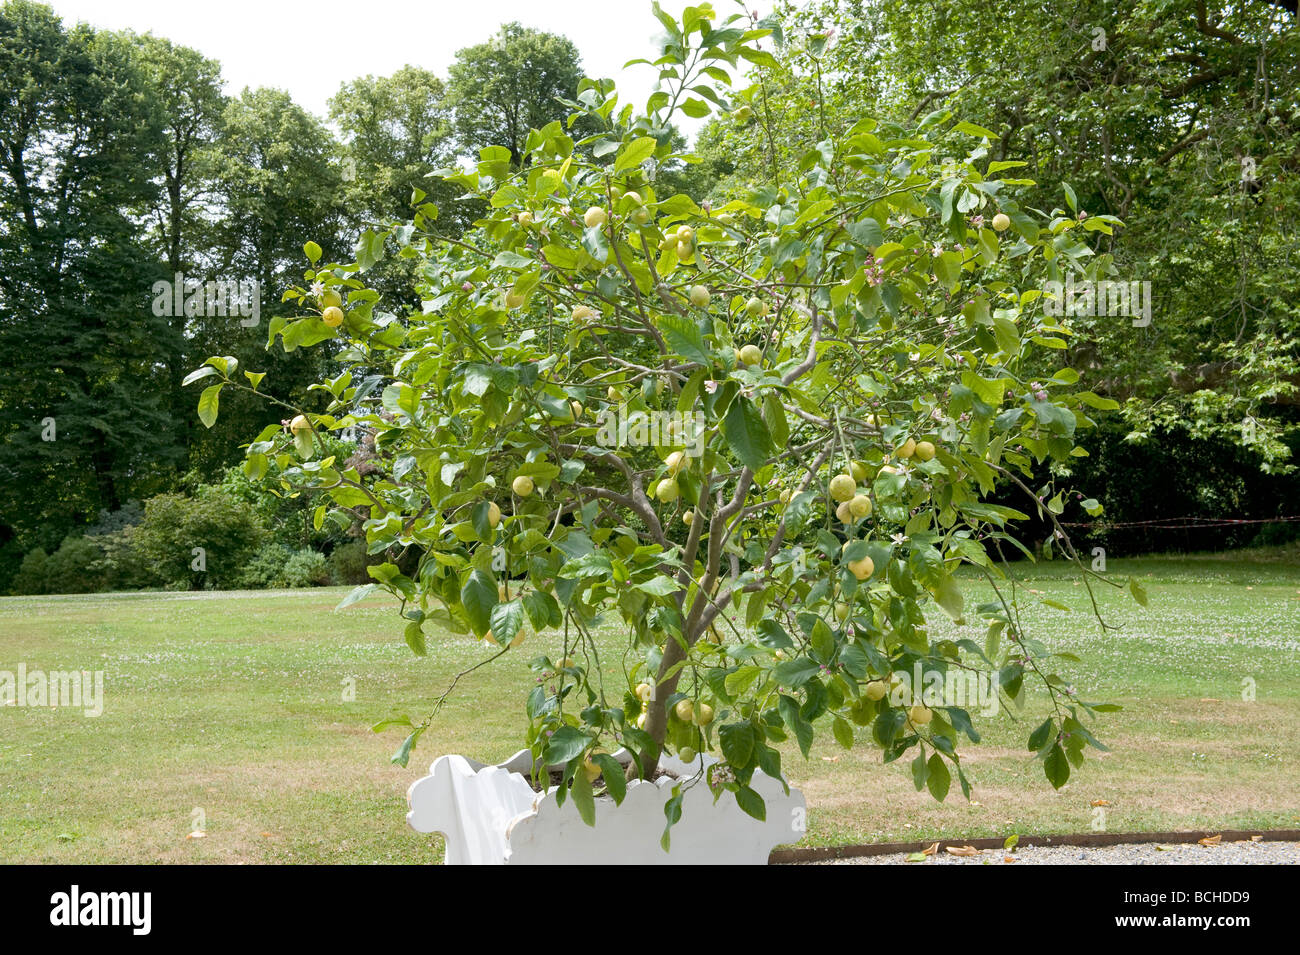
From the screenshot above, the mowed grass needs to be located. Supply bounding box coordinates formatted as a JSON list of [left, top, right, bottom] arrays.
[[1, 551, 1297, 863]]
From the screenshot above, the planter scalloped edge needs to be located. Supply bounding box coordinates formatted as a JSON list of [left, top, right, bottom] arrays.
[[407, 749, 805, 865]]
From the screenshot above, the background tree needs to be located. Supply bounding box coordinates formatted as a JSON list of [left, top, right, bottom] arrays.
[[0, 1, 174, 554], [188, 87, 348, 479], [446, 22, 587, 166]]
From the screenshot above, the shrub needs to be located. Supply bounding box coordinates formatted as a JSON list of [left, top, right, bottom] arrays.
[[282, 548, 330, 587], [133, 489, 266, 590], [237, 543, 294, 589], [44, 536, 106, 594], [11, 547, 50, 595], [326, 539, 373, 585]]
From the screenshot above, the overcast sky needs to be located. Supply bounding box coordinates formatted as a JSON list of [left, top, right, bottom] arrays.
[[44, 0, 773, 132]]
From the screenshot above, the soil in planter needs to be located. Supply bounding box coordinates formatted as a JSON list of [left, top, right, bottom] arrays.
[[524, 767, 680, 793]]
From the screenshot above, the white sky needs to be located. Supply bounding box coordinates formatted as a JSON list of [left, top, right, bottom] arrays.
[[45, 0, 773, 133]]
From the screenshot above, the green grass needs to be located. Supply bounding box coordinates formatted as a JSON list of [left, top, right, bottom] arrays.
[[1, 551, 1297, 863]]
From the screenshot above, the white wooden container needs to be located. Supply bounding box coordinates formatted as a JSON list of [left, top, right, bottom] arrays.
[[407, 749, 804, 865]]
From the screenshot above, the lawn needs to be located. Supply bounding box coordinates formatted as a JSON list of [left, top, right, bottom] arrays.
[[1, 551, 1297, 863]]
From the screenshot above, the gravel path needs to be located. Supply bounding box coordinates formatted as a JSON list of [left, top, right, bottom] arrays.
[[799, 839, 1300, 865]]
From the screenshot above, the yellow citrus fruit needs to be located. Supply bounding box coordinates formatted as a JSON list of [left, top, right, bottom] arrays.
[[319, 289, 343, 309], [655, 478, 680, 503], [897, 438, 917, 458], [674, 699, 694, 722], [487, 501, 501, 528], [665, 450, 686, 474], [835, 500, 854, 524], [849, 461, 868, 482], [695, 703, 714, 726], [848, 555, 875, 580], [689, 285, 711, 307], [739, 344, 763, 366], [914, 441, 936, 461], [289, 415, 311, 435], [865, 680, 888, 701], [321, 305, 344, 327], [829, 474, 857, 502], [992, 213, 1011, 231], [636, 682, 653, 702], [908, 705, 933, 725], [849, 494, 872, 519], [572, 304, 595, 322], [584, 206, 607, 228], [512, 475, 534, 497]]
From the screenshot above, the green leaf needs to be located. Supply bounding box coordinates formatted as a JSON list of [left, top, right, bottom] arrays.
[[1028, 718, 1054, 752], [1128, 578, 1148, 607], [543, 726, 589, 765], [182, 365, 218, 387], [718, 721, 756, 769], [391, 727, 423, 767], [929, 574, 965, 624], [197, 384, 222, 429], [832, 715, 854, 749], [403, 620, 427, 657], [723, 398, 773, 471], [1044, 743, 1070, 789], [656, 313, 713, 366], [571, 769, 596, 827], [592, 754, 626, 804], [336, 584, 377, 610], [926, 754, 951, 800], [734, 785, 766, 821], [614, 136, 657, 173], [303, 240, 322, 264], [460, 569, 497, 636]]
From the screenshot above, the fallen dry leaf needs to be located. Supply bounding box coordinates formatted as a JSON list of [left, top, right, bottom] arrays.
[[1091, 799, 1110, 807], [260, 831, 274, 838], [185, 831, 206, 840], [1003, 855, 1017, 863], [945, 845, 980, 856], [1198, 834, 1222, 846], [922, 842, 940, 856]]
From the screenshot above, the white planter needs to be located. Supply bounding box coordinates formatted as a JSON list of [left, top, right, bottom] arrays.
[[407, 749, 805, 865]]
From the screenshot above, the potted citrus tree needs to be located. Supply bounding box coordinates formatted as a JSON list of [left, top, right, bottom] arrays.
[[189, 2, 1129, 864]]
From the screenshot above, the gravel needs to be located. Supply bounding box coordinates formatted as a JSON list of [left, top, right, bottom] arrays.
[[797, 839, 1300, 865]]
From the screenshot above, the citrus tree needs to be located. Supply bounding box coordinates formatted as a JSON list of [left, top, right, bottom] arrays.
[[189, 2, 1130, 833]]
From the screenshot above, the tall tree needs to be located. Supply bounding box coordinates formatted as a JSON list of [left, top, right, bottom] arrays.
[[446, 23, 585, 166], [131, 33, 227, 448], [187, 87, 346, 477], [0, 0, 174, 549]]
